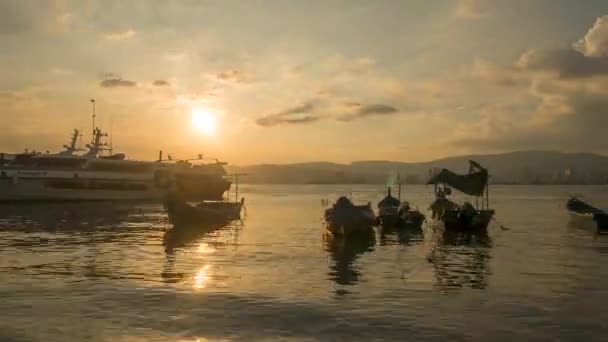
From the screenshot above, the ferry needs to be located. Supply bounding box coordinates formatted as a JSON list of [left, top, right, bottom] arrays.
[[0, 128, 231, 202]]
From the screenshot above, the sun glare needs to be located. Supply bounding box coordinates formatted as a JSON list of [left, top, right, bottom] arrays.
[[191, 108, 217, 136]]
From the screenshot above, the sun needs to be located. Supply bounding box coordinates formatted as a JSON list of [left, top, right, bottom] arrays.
[[191, 108, 217, 136]]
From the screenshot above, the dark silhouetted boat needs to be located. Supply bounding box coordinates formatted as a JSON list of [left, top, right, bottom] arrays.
[[323, 196, 376, 236], [377, 185, 425, 228], [164, 173, 246, 227], [398, 201, 426, 228], [567, 197, 608, 231], [427, 160, 494, 232], [165, 197, 244, 227], [377, 187, 401, 226]]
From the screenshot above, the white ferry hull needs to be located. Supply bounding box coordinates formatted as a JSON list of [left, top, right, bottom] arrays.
[[0, 178, 164, 201]]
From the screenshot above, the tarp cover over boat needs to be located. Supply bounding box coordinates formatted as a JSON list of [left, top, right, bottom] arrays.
[[427, 160, 488, 196]]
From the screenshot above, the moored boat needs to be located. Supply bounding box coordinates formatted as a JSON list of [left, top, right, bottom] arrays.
[[165, 173, 246, 227], [427, 160, 495, 232], [377, 187, 401, 226], [323, 196, 376, 236], [165, 197, 244, 227], [567, 197, 608, 231], [0, 128, 231, 202], [377, 186, 425, 229], [398, 201, 426, 228]]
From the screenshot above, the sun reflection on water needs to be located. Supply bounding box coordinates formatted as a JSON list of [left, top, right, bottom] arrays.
[[197, 242, 215, 254], [194, 265, 211, 289]]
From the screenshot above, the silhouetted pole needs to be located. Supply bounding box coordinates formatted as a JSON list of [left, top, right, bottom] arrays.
[[235, 173, 239, 203], [397, 172, 401, 201], [90, 99, 96, 137], [486, 181, 489, 210]]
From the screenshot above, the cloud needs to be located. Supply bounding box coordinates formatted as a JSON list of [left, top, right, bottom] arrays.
[[163, 52, 189, 62], [153, 80, 170, 87], [470, 58, 526, 87], [517, 15, 608, 79], [103, 29, 136, 41], [99, 77, 137, 88], [0, 91, 17, 99], [338, 104, 399, 122], [451, 94, 608, 152], [0, 1, 71, 35], [574, 15, 608, 57], [255, 103, 320, 127], [455, 0, 490, 19], [517, 47, 608, 79], [210, 69, 251, 83]]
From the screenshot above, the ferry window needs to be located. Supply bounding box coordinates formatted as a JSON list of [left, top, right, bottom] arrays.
[[34, 158, 86, 169], [86, 162, 150, 173]]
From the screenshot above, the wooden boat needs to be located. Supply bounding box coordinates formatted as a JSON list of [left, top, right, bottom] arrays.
[[164, 173, 246, 227], [427, 160, 494, 232], [165, 197, 244, 227], [324, 196, 376, 236], [378, 176, 425, 228], [567, 197, 608, 231], [398, 201, 426, 228], [377, 187, 401, 226]]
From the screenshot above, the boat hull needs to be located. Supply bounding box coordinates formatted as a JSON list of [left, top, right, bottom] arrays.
[[433, 209, 494, 232], [569, 211, 608, 231], [400, 210, 425, 228], [324, 207, 376, 236], [0, 177, 228, 202], [166, 198, 244, 227], [378, 206, 400, 226], [567, 197, 608, 231]]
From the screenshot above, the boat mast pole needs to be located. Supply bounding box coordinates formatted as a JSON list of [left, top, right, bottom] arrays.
[[90, 99, 96, 141], [486, 180, 489, 210], [235, 173, 239, 203], [397, 172, 401, 201]]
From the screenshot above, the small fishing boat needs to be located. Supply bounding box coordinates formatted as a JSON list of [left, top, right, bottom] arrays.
[[165, 197, 244, 227], [377, 187, 401, 226], [164, 173, 246, 227], [377, 185, 425, 228], [323, 196, 376, 236], [427, 160, 494, 232], [398, 201, 426, 228], [567, 197, 608, 231]]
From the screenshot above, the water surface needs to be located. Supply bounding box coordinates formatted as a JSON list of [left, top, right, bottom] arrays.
[[1, 185, 608, 341]]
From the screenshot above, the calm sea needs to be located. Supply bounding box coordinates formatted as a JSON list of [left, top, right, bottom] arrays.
[[1, 185, 608, 341]]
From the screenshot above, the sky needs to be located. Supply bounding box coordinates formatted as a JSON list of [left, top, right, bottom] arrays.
[[2, 0, 608, 165]]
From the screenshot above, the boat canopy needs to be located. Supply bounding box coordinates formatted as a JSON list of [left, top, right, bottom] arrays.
[[427, 160, 488, 196]]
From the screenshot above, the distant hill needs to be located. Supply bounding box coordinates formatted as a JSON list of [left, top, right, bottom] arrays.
[[227, 151, 608, 184]]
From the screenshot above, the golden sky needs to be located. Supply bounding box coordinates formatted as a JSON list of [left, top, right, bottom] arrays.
[[2, 0, 608, 164]]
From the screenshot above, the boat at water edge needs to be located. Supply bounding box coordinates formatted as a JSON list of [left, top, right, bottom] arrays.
[[323, 196, 376, 236], [0, 128, 231, 202], [377, 186, 425, 229], [427, 160, 495, 232], [377, 187, 401, 226], [567, 197, 608, 231], [398, 201, 426, 228]]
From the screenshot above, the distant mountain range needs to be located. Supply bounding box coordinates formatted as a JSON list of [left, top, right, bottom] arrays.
[[228, 151, 608, 184]]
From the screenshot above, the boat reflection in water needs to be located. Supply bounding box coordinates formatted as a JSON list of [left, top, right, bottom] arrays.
[[323, 227, 376, 288], [378, 222, 424, 246], [163, 219, 241, 254], [426, 227, 492, 291], [0, 201, 152, 232], [161, 218, 242, 286]]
